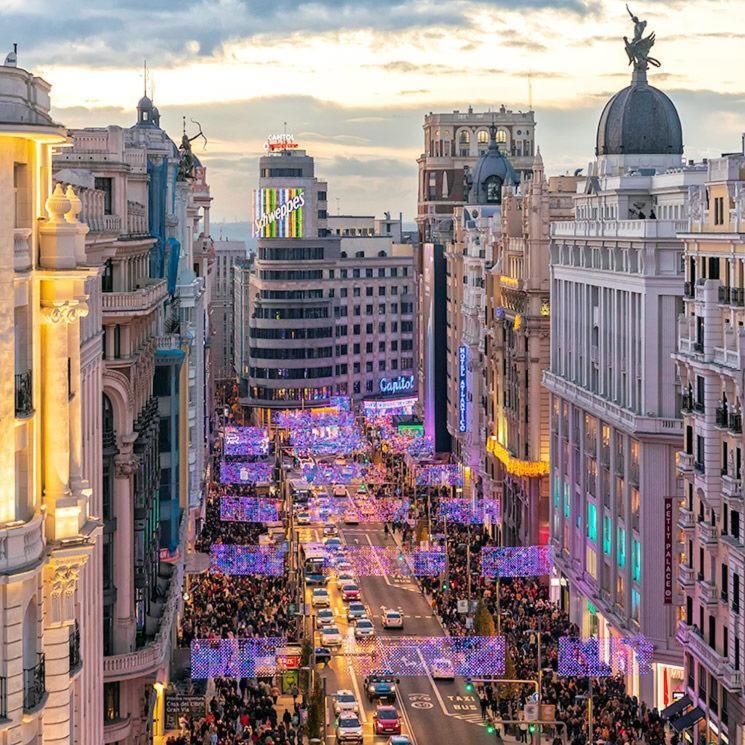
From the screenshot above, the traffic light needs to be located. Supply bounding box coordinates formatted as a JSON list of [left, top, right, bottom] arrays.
[[465, 678, 473, 693], [442, 580, 449, 590], [528, 724, 536, 734], [486, 724, 495, 735]]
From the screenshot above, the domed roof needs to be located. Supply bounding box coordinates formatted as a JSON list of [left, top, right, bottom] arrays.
[[137, 95, 153, 111], [467, 124, 520, 205], [596, 71, 682, 156]]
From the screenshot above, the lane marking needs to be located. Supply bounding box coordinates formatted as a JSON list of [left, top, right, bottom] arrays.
[[347, 663, 367, 724]]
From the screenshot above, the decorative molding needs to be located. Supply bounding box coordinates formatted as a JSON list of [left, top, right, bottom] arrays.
[[45, 556, 86, 626], [41, 299, 89, 325]]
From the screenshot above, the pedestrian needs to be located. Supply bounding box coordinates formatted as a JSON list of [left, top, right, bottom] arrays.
[[479, 692, 489, 720]]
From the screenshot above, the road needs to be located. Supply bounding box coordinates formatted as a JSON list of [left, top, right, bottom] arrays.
[[300, 484, 499, 745]]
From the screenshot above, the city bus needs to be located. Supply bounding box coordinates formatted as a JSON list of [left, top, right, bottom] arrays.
[[289, 479, 312, 505], [301, 543, 329, 586]]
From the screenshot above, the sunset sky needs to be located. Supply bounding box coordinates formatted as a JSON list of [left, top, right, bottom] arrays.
[[5, 0, 745, 222]]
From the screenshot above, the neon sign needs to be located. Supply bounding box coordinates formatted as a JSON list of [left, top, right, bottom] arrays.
[[253, 188, 305, 238], [379, 375, 415, 396], [264, 134, 299, 152], [458, 345, 468, 433]]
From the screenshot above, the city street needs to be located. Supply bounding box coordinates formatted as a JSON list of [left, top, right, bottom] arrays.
[[300, 486, 498, 745]]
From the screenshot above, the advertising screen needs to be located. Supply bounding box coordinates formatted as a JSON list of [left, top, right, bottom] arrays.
[[253, 187, 305, 238]]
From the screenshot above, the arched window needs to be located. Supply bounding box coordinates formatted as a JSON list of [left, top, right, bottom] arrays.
[[477, 130, 489, 144], [458, 130, 471, 156], [355, 251, 364, 258], [377, 250, 387, 257], [496, 129, 508, 144], [485, 175, 503, 204]]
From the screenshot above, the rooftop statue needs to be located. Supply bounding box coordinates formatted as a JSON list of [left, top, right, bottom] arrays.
[[623, 5, 661, 71], [178, 117, 207, 181]]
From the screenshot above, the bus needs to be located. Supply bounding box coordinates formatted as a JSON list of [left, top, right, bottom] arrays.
[[301, 543, 329, 586], [289, 479, 312, 505]]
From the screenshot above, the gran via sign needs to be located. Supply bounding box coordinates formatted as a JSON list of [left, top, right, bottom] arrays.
[[379, 375, 415, 396]]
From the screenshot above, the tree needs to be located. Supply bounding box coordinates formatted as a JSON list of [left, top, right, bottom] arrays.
[[300, 638, 313, 694], [475, 601, 496, 636], [306, 677, 325, 739], [415, 518, 429, 544]]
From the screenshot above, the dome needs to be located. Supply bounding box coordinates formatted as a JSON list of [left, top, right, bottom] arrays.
[[467, 124, 520, 205], [136, 95, 156, 127], [596, 72, 682, 156]]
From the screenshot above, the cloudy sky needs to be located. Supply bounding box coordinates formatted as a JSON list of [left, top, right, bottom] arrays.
[[4, 0, 745, 222]]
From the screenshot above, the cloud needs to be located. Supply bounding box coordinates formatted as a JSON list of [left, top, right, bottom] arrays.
[[321, 156, 418, 178]]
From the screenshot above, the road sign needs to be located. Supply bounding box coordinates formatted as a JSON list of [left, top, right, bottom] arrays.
[[465, 616, 474, 630], [524, 703, 539, 721], [457, 599, 469, 614]]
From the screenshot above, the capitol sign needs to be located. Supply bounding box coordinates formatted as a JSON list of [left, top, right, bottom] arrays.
[[379, 375, 415, 396]]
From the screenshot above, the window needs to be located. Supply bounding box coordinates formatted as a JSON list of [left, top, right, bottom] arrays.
[[366, 287, 373, 297], [378, 341, 385, 352], [586, 546, 597, 578], [353, 343, 360, 354], [378, 268, 385, 278], [714, 196, 725, 225], [341, 288, 348, 298], [378, 286, 386, 296], [354, 287, 361, 297], [353, 362, 360, 374], [378, 360, 386, 371], [365, 379, 373, 392], [353, 324, 360, 335], [496, 129, 508, 143], [379, 323, 386, 334], [365, 268, 373, 278], [485, 175, 503, 203], [353, 269, 360, 278], [366, 361, 373, 373], [391, 360, 398, 370], [366, 342, 373, 353], [617, 526, 626, 567], [353, 381, 361, 394], [95, 177, 113, 215], [366, 305, 373, 315], [631, 588, 640, 623], [631, 539, 641, 582], [391, 303, 399, 314], [353, 306, 360, 316], [391, 340, 398, 351], [366, 323, 373, 334], [587, 502, 597, 543], [379, 304, 386, 314]]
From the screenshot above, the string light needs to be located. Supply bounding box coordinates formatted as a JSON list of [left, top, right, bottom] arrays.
[[438, 498, 501, 524], [290, 425, 365, 456], [219, 497, 280, 523], [557, 636, 654, 677], [300, 462, 387, 485], [481, 546, 554, 577], [219, 461, 273, 484], [487, 437, 549, 478], [415, 464, 463, 487], [191, 637, 286, 679], [223, 426, 269, 456], [210, 545, 287, 576]]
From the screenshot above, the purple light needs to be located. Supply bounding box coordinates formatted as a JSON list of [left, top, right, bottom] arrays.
[[276, 409, 356, 429], [557, 637, 654, 677], [480, 545, 554, 578], [411, 548, 447, 576], [349, 637, 506, 677], [438, 498, 501, 525], [223, 426, 269, 456], [210, 545, 286, 576], [190, 637, 286, 679], [415, 464, 463, 487], [220, 497, 280, 523], [362, 397, 417, 417], [301, 463, 387, 485], [290, 426, 365, 457], [329, 396, 352, 411], [219, 461, 273, 485]]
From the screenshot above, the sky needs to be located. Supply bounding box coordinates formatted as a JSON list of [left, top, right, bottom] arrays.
[[4, 0, 745, 222]]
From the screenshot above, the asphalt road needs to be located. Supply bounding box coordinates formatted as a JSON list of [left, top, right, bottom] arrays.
[[300, 485, 499, 745]]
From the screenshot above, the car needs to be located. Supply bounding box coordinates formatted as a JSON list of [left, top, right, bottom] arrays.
[[316, 608, 335, 628], [430, 657, 455, 680], [343, 510, 360, 525], [311, 588, 330, 607], [333, 690, 359, 717], [335, 560, 353, 574], [357, 484, 367, 494], [321, 625, 343, 647], [314, 646, 331, 666], [381, 609, 404, 629], [333, 486, 347, 498], [388, 737, 412, 745], [324, 537, 343, 551], [354, 618, 375, 639], [323, 523, 338, 537], [365, 674, 399, 701], [373, 706, 402, 736], [296, 512, 310, 525], [341, 584, 361, 602], [346, 602, 367, 622], [336, 715, 363, 744], [336, 572, 355, 589]]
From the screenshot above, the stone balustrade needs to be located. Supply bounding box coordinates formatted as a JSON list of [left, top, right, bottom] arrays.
[[101, 279, 167, 317]]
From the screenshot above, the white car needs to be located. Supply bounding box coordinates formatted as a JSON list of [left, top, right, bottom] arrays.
[[335, 561, 353, 574], [333, 690, 359, 717], [381, 609, 404, 629], [296, 512, 310, 525], [336, 572, 356, 589], [430, 657, 455, 680], [321, 625, 343, 648], [354, 618, 375, 640], [311, 588, 330, 607], [336, 715, 363, 744], [333, 486, 347, 498], [316, 608, 335, 628], [343, 510, 360, 525]]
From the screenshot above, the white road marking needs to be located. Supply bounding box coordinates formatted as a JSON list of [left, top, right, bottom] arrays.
[[347, 663, 367, 724]]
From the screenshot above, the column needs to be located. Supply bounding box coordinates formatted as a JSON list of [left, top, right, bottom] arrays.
[[67, 301, 88, 495], [113, 450, 136, 653]]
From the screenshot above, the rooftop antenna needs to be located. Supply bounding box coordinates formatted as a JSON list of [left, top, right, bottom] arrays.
[[336, 198, 341, 215], [143, 59, 148, 98], [528, 72, 533, 111]]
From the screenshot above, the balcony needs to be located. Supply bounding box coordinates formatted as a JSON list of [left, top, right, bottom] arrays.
[[694, 460, 705, 474], [719, 286, 731, 304], [0, 514, 45, 576], [14, 370, 33, 417], [551, 219, 688, 240], [680, 393, 694, 413], [698, 579, 719, 605], [716, 407, 729, 428], [722, 474, 743, 500], [729, 413, 743, 434], [678, 507, 695, 532], [733, 288, 745, 308], [699, 522, 719, 546], [101, 278, 167, 318], [23, 653, 46, 713], [678, 564, 696, 587], [676, 451, 694, 473], [676, 621, 742, 692], [69, 621, 82, 675], [103, 560, 183, 682], [684, 281, 695, 299]]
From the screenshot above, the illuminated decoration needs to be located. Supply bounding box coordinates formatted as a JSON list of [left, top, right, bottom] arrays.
[[487, 436, 549, 478], [191, 637, 286, 679], [329, 396, 351, 411], [264, 133, 299, 152], [438, 498, 501, 525], [210, 544, 286, 576], [480, 545, 554, 578], [223, 426, 269, 456], [300, 462, 387, 485], [290, 425, 365, 456], [495, 307, 505, 320], [411, 548, 447, 576], [220, 461, 273, 484], [415, 464, 463, 487], [407, 435, 434, 461], [499, 275, 520, 288], [379, 375, 415, 396], [220, 497, 280, 523], [348, 637, 506, 678], [557, 636, 654, 677], [362, 397, 417, 417], [540, 299, 550, 317], [514, 314, 522, 330], [276, 408, 355, 429], [458, 345, 468, 433], [253, 187, 305, 238]]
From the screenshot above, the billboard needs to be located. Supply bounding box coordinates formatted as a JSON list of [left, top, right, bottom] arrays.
[[253, 187, 305, 238]]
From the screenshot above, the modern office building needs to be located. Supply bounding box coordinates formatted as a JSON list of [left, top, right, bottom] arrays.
[[1, 52, 101, 743], [211, 239, 248, 383], [416, 106, 537, 243], [543, 28, 706, 707], [673, 148, 745, 744], [237, 142, 417, 418], [484, 155, 580, 547]]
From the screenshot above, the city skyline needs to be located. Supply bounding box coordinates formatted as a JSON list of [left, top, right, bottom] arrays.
[[6, 0, 745, 221]]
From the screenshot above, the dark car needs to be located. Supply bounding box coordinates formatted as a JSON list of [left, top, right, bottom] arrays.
[[365, 673, 399, 701], [314, 646, 331, 666]]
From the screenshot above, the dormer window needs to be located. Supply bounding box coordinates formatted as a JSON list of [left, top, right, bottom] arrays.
[[485, 175, 503, 204]]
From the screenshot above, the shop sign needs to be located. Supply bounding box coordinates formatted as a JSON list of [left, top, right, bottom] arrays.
[[458, 345, 468, 432], [379, 375, 415, 396], [264, 133, 299, 152], [664, 496, 673, 604]]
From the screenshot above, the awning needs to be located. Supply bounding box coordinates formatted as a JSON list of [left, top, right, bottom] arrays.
[[671, 706, 705, 733], [661, 694, 692, 720]]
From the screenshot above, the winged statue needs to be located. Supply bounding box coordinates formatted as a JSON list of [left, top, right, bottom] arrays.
[[624, 6, 661, 70]]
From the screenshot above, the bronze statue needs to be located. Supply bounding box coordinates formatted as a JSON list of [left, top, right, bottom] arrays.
[[178, 117, 207, 181], [624, 5, 661, 70]]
